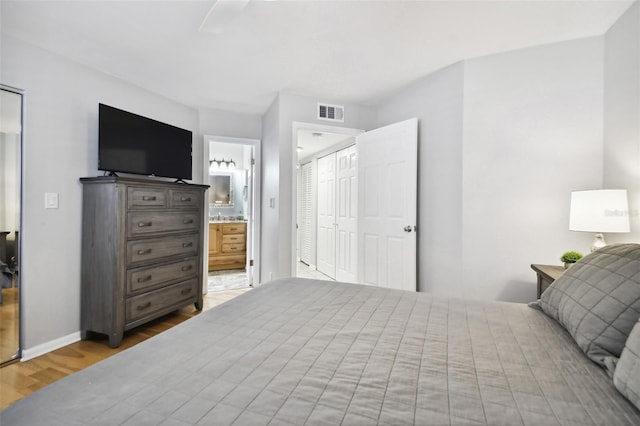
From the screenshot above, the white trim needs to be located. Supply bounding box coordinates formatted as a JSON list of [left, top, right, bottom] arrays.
[[21, 332, 81, 361]]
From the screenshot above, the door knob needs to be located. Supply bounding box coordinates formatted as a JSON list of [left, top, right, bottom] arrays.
[[404, 226, 412, 233]]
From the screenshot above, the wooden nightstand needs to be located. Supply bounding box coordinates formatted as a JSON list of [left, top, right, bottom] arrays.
[[531, 264, 565, 298]]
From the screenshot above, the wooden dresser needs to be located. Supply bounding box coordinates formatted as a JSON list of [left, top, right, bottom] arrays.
[[209, 222, 247, 271], [80, 176, 208, 347]]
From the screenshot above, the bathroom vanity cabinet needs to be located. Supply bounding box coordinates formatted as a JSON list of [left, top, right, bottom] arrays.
[[208, 222, 247, 271]]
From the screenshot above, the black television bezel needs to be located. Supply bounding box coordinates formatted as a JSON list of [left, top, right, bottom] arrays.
[[98, 103, 193, 180]]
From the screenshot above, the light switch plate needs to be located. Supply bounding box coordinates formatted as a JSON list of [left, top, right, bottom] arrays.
[[45, 192, 59, 209]]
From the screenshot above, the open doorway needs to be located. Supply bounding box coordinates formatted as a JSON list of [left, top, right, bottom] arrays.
[[204, 136, 261, 292], [292, 119, 419, 290], [293, 122, 362, 283]]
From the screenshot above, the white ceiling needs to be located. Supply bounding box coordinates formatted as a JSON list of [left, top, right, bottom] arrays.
[[1, 0, 633, 115], [297, 129, 354, 161]]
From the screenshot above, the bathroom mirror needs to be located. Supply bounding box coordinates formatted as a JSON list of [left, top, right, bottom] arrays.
[[0, 85, 23, 364], [209, 173, 234, 208]]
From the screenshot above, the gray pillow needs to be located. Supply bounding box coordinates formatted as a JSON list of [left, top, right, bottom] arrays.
[[536, 243, 640, 371], [614, 319, 640, 410]]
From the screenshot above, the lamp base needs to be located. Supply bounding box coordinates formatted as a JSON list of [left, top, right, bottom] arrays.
[[591, 233, 607, 252]]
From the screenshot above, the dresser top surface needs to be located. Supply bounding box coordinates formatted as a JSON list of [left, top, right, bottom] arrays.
[[80, 176, 209, 190]]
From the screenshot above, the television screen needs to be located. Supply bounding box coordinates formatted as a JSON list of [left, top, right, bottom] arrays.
[[98, 104, 192, 180]]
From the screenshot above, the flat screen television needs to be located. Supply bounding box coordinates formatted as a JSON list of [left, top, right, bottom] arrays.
[[98, 103, 192, 180]]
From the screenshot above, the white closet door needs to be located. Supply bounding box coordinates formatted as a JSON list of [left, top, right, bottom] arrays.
[[357, 118, 418, 291], [300, 161, 315, 267], [317, 153, 336, 279], [336, 144, 357, 283]]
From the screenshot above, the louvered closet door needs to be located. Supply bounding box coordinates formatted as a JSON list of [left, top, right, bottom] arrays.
[[300, 162, 315, 267]]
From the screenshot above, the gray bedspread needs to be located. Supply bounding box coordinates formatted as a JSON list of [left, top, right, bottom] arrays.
[[2, 278, 639, 425]]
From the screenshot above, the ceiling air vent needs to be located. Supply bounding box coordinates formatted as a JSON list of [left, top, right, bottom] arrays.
[[318, 103, 344, 122]]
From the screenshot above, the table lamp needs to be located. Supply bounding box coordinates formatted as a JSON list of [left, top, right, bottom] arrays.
[[569, 189, 630, 252]]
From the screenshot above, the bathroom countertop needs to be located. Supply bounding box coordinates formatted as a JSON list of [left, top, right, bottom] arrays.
[[209, 219, 248, 224]]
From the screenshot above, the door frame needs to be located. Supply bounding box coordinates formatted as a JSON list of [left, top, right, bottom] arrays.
[[203, 135, 261, 286], [291, 122, 363, 277], [0, 84, 25, 364]]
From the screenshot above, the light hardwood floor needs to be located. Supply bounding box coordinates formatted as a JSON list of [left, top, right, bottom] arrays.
[[0, 288, 250, 410], [0, 286, 19, 363]]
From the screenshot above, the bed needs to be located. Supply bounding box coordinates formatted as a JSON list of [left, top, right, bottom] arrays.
[[2, 244, 640, 425]]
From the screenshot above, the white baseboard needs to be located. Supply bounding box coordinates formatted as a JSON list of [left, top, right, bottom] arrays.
[[21, 331, 81, 362]]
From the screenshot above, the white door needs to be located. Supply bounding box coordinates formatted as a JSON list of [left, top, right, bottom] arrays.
[[317, 153, 336, 278], [246, 164, 254, 285], [246, 147, 261, 286], [357, 118, 418, 291], [336, 144, 358, 283]]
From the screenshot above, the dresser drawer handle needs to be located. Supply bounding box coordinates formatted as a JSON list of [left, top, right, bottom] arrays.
[[180, 288, 192, 295], [180, 197, 192, 202], [137, 275, 152, 283], [182, 242, 193, 248], [230, 246, 237, 250], [181, 265, 193, 271], [136, 301, 152, 311], [228, 227, 238, 231], [142, 196, 157, 201], [137, 249, 152, 255], [183, 219, 194, 224], [138, 221, 153, 227]]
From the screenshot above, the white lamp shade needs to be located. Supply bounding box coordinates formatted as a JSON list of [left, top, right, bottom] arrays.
[[569, 189, 630, 233]]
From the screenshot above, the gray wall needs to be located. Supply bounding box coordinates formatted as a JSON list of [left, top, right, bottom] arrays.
[[259, 93, 376, 282], [604, 1, 640, 243], [2, 35, 201, 356], [199, 107, 262, 140], [375, 62, 465, 294], [376, 36, 606, 302], [461, 37, 604, 302]]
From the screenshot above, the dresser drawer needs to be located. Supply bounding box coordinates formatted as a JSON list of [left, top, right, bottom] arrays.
[[126, 279, 197, 323], [222, 223, 246, 234], [170, 189, 202, 209], [127, 257, 198, 294], [209, 254, 246, 270], [222, 234, 244, 244], [222, 242, 246, 253], [128, 211, 199, 237], [127, 187, 167, 209], [127, 234, 198, 265]]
